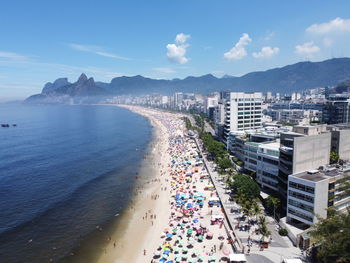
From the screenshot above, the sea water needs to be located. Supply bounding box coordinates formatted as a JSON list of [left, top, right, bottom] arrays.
[[0, 104, 152, 263]]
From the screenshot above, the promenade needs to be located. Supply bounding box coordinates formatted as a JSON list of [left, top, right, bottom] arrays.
[[194, 136, 304, 263]]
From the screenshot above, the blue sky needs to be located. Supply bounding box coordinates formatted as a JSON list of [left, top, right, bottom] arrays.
[[1, 0, 350, 100]]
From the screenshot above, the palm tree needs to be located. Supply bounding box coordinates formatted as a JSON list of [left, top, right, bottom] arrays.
[[252, 200, 261, 223], [258, 216, 271, 243], [266, 196, 280, 221], [258, 215, 267, 229], [260, 224, 271, 243]]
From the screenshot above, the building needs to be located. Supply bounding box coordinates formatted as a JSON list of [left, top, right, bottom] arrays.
[[266, 109, 321, 125], [214, 103, 226, 140], [278, 126, 332, 202], [223, 92, 263, 140], [331, 129, 350, 161], [287, 164, 350, 227], [205, 95, 219, 120], [256, 142, 280, 192], [322, 94, 350, 124]]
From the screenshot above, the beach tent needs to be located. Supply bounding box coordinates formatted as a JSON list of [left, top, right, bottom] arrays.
[[229, 253, 247, 262]]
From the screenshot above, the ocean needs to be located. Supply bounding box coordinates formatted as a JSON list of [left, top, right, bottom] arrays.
[[0, 104, 153, 263]]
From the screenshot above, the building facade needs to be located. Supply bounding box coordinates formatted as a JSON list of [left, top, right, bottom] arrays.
[[223, 92, 263, 140]]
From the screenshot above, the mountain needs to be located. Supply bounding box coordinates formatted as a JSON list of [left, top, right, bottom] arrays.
[[25, 58, 350, 103], [25, 73, 106, 104], [334, 79, 350, 93]]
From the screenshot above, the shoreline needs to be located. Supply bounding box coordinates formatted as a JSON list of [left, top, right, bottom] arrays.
[[94, 105, 176, 263]]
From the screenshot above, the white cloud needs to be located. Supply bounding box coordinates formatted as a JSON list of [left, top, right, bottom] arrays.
[[306, 17, 350, 34], [295, 41, 320, 55], [153, 67, 175, 74], [252, 46, 279, 58], [68, 43, 131, 60], [166, 33, 191, 64], [224, 33, 252, 60], [175, 33, 190, 44], [0, 51, 29, 61]]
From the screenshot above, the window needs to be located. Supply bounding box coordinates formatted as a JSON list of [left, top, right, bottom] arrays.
[[289, 182, 315, 194], [288, 190, 314, 203], [288, 199, 313, 212], [288, 208, 313, 222], [262, 171, 277, 179], [263, 157, 279, 166]]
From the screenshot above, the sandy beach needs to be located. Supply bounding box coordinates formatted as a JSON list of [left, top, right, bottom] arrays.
[[95, 105, 236, 263], [95, 105, 176, 263]]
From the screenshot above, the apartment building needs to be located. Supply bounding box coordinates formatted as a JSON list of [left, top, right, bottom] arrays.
[[287, 164, 350, 227], [322, 94, 350, 124], [223, 92, 263, 140]]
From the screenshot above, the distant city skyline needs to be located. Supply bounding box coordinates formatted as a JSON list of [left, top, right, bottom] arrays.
[[1, 0, 350, 100]]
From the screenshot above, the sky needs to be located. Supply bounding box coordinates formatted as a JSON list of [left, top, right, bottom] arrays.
[[1, 0, 350, 101]]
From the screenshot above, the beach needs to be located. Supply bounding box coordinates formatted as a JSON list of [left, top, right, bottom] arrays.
[[95, 105, 236, 263], [94, 105, 175, 263]]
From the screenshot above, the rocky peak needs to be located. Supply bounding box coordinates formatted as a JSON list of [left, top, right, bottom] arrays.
[[77, 73, 88, 83], [42, 78, 70, 94]]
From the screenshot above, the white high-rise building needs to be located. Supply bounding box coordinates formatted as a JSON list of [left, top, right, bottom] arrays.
[[223, 92, 263, 139]]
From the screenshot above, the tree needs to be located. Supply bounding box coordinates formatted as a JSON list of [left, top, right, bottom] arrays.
[[310, 207, 350, 263], [218, 157, 232, 171], [252, 200, 261, 223], [231, 174, 260, 200], [266, 196, 280, 221], [258, 216, 271, 242], [330, 151, 340, 164]]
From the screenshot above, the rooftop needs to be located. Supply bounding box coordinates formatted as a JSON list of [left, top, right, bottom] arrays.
[[292, 164, 350, 182]]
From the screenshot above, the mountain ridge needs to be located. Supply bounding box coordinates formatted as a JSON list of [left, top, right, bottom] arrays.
[[25, 58, 350, 103]]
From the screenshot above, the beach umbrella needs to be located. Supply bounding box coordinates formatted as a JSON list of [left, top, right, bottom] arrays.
[[159, 258, 166, 263], [167, 233, 173, 238], [175, 256, 181, 262], [172, 228, 178, 232]]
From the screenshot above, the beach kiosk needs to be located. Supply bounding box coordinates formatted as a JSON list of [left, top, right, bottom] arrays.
[[229, 253, 247, 262]]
